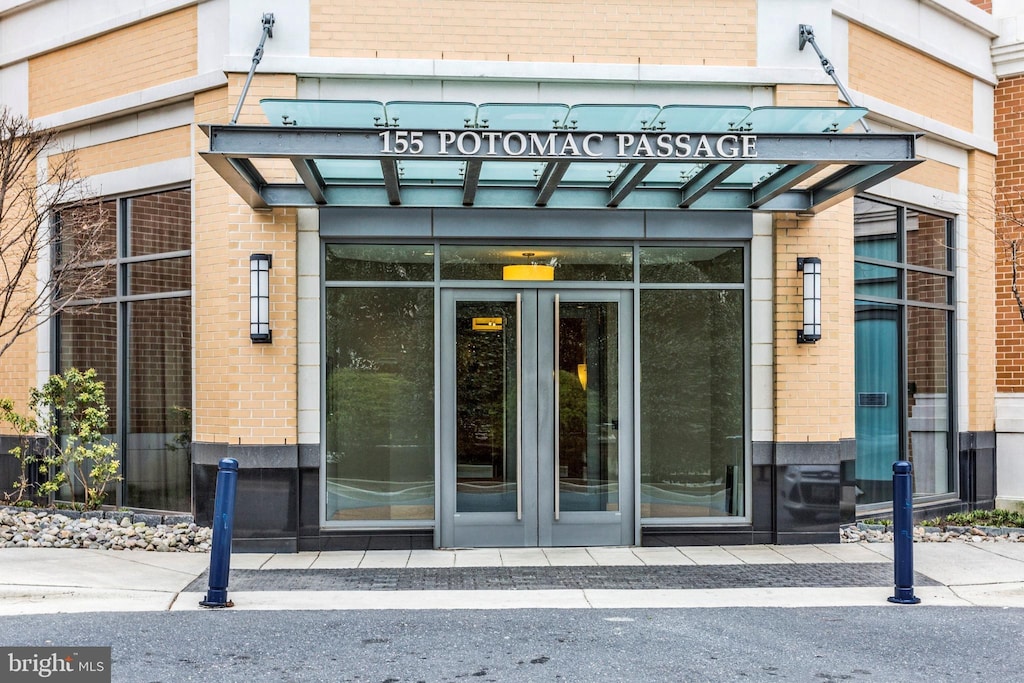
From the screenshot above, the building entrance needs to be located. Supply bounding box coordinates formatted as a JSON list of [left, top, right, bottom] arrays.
[[439, 288, 634, 547]]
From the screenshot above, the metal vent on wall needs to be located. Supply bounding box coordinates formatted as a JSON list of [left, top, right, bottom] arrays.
[[858, 392, 888, 407]]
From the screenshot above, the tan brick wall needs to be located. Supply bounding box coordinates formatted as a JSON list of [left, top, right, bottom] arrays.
[[848, 23, 973, 132], [0, 279, 38, 417], [0, 327, 36, 415], [994, 75, 1024, 392], [29, 6, 197, 118], [49, 126, 191, 179], [311, 0, 756, 65], [772, 86, 962, 203], [193, 74, 299, 445], [968, 151, 995, 430], [773, 204, 856, 442], [0, 160, 42, 415], [770, 84, 856, 442], [774, 85, 840, 108], [900, 159, 960, 194]]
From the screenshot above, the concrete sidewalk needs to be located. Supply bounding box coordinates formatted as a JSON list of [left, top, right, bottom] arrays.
[[0, 542, 1022, 615]]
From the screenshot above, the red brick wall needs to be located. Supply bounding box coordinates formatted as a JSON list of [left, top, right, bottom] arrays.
[[57, 188, 192, 432], [128, 189, 190, 256], [968, 0, 992, 13], [995, 75, 1024, 391], [128, 297, 190, 434], [906, 213, 950, 396], [59, 304, 118, 424]]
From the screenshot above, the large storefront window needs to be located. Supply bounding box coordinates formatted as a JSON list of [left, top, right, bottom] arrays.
[[57, 188, 192, 511], [639, 247, 746, 520], [324, 245, 435, 522], [323, 241, 748, 531], [854, 197, 954, 506]]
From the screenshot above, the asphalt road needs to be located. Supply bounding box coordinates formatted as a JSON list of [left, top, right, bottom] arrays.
[[2, 606, 1021, 682]]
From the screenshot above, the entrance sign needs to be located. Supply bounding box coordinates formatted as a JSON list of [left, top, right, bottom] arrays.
[[200, 101, 923, 213], [379, 129, 759, 160]]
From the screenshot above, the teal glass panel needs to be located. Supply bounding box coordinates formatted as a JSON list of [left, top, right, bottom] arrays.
[[854, 262, 898, 298], [440, 245, 632, 281], [906, 306, 952, 497], [736, 107, 868, 133], [397, 160, 466, 182], [855, 197, 899, 261], [325, 244, 434, 281], [260, 99, 385, 127], [476, 103, 569, 130], [316, 160, 383, 182], [563, 104, 661, 131], [479, 161, 547, 182], [855, 301, 901, 504], [653, 105, 752, 132], [642, 162, 704, 185], [384, 101, 477, 129], [855, 237, 898, 262], [640, 289, 745, 518], [645, 162, 784, 188], [561, 163, 626, 184], [722, 164, 785, 186], [325, 287, 435, 521], [640, 247, 743, 283]]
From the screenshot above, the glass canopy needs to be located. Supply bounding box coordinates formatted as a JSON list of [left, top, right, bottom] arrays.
[[200, 100, 921, 213]]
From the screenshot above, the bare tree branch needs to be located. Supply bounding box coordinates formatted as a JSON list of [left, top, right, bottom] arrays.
[[0, 107, 115, 361]]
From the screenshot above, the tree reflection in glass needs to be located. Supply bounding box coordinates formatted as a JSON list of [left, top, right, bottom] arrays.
[[454, 301, 518, 512], [640, 289, 744, 518], [325, 287, 434, 521]]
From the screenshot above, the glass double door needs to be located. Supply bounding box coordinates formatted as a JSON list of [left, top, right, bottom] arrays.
[[440, 289, 634, 547]]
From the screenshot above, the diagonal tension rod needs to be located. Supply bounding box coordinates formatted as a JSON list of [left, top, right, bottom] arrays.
[[230, 13, 276, 125], [799, 24, 871, 133]]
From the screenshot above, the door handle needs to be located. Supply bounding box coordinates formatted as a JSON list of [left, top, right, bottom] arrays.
[[554, 294, 560, 521], [515, 293, 523, 522]]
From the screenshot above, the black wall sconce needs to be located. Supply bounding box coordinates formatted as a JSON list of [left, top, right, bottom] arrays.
[[250, 253, 272, 343], [797, 256, 821, 344]]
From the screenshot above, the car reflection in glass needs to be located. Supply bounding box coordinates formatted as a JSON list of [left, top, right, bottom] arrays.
[[780, 465, 841, 524]]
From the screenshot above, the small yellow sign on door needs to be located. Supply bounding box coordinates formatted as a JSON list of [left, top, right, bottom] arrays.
[[472, 317, 503, 331]]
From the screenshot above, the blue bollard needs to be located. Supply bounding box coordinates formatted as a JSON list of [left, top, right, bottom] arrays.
[[888, 460, 921, 605], [200, 458, 239, 608]]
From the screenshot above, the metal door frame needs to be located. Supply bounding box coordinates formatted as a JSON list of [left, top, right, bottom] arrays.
[[439, 287, 633, 548]]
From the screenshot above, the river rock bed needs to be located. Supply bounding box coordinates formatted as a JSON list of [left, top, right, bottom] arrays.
[[0, 507, 212, 552], [842, 522, 1024, 543]]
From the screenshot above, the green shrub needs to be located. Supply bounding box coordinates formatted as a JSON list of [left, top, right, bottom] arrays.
[[923, 509, 1024, 529], [0, 368, 121, 510]]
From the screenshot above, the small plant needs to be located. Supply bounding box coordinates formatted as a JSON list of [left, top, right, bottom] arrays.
[[0, 368, 121, 510], [0, 397, 60, 506], [862, 518, 892, 527], [923, 509, 1024, 529], [1, 397, 37, 505]]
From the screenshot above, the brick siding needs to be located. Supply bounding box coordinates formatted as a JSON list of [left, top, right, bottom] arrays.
[[28, 6, 197, 118], [49, 127, 191, 180], [192, 74, 300, 444], [848, 22, 974, 132], [310, 0, 756, 65], [994, 74, 1024, 392]]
